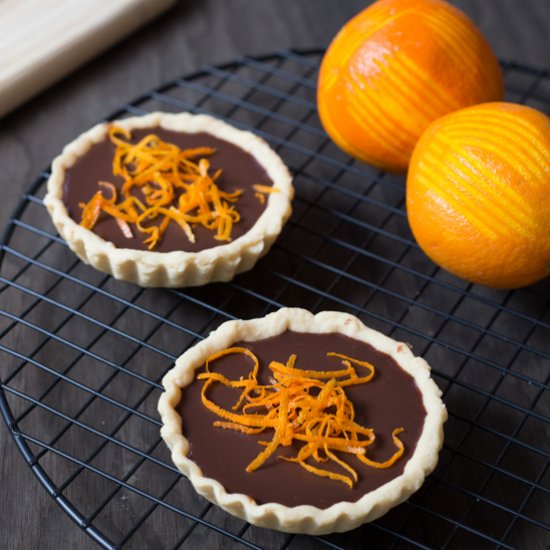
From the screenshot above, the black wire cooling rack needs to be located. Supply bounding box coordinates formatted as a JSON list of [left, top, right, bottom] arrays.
[[1, 49, 549, 550]]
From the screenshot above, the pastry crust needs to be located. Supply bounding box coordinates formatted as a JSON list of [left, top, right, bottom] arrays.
[[158, 308, 447, 534], [44, 112, 293, 288]]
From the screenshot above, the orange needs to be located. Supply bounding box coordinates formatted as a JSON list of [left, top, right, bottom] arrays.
[[406, 102, 550, 289], [317, 0, 504, 173]]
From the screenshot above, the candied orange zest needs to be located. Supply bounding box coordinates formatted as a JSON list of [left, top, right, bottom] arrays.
[[253, 184, 279, 194], [98, 181, 117, 203], [253, 184, 278, 204], [213, 421, 265, 435], [283, 455, 355, 488], [198, 348, 406, 487], [78, 126, 245, 248], [356, 428, 405, 469]]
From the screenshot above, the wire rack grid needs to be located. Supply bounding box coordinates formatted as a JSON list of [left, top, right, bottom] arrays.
[[0, 49, 549, 550]]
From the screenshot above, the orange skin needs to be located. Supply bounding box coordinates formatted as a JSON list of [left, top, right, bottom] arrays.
[[317, 0, 504, 173], [406, 102, 550, 289]]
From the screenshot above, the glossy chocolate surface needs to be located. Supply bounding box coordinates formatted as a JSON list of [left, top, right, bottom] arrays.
[[63, 127, 272, 252], [177, 331, 427, 508]]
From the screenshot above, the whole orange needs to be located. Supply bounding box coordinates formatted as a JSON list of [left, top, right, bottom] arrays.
[[406, 102, 550, 289], [317, 0, 504, 173]]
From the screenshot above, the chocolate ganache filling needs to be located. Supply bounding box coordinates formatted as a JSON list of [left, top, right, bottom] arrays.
[[177, 331, 427, 508], [63, 128, 272, 253]]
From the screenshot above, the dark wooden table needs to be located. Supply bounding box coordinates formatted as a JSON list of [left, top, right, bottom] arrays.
[[1, 1, 549, 549]]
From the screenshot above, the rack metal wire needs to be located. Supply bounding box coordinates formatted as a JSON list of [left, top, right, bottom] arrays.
[[1, 49, 549, 549]]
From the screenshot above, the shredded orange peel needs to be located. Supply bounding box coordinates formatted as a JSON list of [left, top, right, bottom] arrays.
[[253, 183, 279, 205], [78, 126, 252, 249], [197, 347, 405, 488]]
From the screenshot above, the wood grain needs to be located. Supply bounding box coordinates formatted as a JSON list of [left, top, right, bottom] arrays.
[[0, 1, 549, 549]]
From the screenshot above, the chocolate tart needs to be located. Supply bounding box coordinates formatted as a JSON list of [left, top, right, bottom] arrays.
[[158, 308, 447, 534], [44, 112, 293, 287]]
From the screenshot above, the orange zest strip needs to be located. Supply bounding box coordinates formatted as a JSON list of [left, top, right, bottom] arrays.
[[204, 346, 260, 378], [213, 421, 265, 435], [246, 391, 289, 473], [281, 452, 355, 488], [78, 126, 245, 249], [327, 352, 375, 380], [198, 348, 406, 487], [253, 184, 279, 194], [253, 183, 278, 204], [356, 428, 405, 469], [98, 181, 117, 202]]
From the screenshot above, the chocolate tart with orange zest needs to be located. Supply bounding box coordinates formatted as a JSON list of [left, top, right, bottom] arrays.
[[44, 112, 293, 287], [158, 308, 447, 534]]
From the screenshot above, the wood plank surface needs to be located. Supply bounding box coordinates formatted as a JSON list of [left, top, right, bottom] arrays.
[[0, 1, 549, 549], [0, 0, 176, 117]]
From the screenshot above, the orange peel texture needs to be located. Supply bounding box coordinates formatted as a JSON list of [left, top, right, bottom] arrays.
[[197, 347, 405, 488], [406, 102, 550, 289], [317, 0, 504, 173]]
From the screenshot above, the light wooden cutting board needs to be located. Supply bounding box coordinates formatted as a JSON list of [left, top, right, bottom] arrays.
[[0, 0, 176, 117]]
